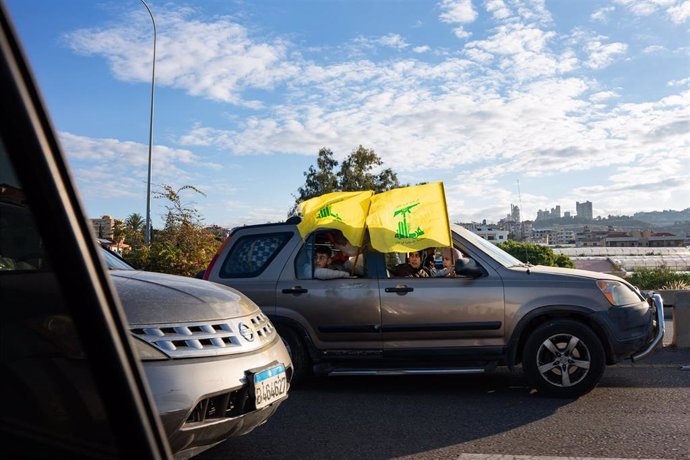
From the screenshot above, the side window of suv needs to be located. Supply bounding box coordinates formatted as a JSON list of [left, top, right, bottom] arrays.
[[295, 230, 367, 280], [219, 232, 291, 278]]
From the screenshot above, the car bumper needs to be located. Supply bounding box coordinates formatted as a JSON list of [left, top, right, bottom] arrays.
[[595, 294, 664, 361], [141, 337, 292, 459]]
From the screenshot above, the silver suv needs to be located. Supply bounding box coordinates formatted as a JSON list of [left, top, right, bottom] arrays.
[[203, 220, 663, 398]]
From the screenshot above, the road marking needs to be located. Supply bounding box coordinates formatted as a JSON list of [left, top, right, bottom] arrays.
[[456, 455, 671, 460]]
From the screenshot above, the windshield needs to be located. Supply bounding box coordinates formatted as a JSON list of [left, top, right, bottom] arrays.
[[100, 247, 134, 270], [452, 224, 523, 268]]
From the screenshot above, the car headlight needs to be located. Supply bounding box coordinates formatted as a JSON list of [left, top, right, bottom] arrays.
[[132, 337, 169, 360], [596, 280, 642, 307]]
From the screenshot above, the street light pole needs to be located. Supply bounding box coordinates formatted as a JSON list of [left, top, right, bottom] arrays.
[[141, 0, 156, 246]]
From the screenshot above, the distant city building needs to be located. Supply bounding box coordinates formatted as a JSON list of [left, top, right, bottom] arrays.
[[91, 215, 115, 239], [498, 204, 523, 239], [510, 204, 520, 222], [458, 222, 509, 244], [576, 201, 593, 220], [471, 225, 509, 244], [536, 205, 561, 220]]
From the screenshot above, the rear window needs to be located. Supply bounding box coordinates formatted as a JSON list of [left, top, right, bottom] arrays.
[[219, 232, 291, 278]]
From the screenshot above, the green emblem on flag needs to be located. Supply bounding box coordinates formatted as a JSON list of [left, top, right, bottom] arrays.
[[316, 205, 342, 222], [393, 202, 424, 239]]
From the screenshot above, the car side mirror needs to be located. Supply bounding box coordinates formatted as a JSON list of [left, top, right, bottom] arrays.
[[455, 258, 483, 278]]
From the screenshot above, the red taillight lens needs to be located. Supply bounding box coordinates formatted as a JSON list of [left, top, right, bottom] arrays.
[[203, 236, 230, 280]]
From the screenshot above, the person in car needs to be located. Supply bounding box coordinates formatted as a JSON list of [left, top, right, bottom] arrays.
[[314, 245, 353, 279], [331, 232, 365, 276], [434, 247, 462, 277], [393, 250, 430, 277]]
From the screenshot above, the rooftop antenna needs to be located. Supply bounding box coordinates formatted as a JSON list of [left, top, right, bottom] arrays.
[[517, 179, 530, 271]]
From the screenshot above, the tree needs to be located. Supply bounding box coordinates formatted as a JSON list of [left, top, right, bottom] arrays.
[[112, 219, 125, 244], [497, 240, 574, 268], [125, 212, 144, 233], [338, 145, 399, 193], [292, 145, 400, 212], [124, 185, 221, 277], [295, 147, 339, 204], [124, 212, 145, 247]]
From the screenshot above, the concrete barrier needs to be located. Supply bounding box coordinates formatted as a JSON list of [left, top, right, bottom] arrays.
[[657, 290, 690, 348]]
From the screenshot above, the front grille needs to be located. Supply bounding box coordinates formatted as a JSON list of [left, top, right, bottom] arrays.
[[131, 312, 276, 358], [185, 387, 252, 424]]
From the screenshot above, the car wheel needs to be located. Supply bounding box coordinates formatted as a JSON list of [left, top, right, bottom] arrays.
[[522, 319, 605, 398], [278, 327, 310, 384]]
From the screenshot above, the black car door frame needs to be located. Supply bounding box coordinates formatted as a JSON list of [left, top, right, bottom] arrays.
[[0, 2, 170, 457]]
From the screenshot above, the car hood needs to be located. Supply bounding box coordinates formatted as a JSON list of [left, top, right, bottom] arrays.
[[110, 270, 257, 325], [509, 264, 626, 282]]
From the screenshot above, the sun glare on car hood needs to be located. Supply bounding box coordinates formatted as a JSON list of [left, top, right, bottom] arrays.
[[110, 270, 257, 325]]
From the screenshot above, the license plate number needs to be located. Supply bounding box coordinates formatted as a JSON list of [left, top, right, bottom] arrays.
[[253, 364, 287, 409]]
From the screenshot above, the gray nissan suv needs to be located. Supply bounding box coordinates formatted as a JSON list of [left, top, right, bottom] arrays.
[[203, 220, 663, 398]]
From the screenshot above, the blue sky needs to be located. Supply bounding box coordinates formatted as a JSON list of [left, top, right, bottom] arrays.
[[5, 0, 690, 228]]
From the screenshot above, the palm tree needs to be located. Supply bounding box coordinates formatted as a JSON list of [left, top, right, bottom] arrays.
[[125, 213, 145, 232], [125, 213, 145, 247]]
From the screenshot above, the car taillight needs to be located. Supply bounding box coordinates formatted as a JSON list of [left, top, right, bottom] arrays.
[[203, 236, 230, 280]]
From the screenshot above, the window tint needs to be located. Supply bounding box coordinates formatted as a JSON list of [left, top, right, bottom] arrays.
[[0, 148, 46, 272], [219, 232, 291, 278], [0, 140, 119, 456]]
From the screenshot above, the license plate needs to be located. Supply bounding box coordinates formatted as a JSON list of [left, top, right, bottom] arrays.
[[253, 364, 287, 409]]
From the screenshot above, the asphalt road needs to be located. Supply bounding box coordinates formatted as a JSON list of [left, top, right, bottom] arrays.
[[198, 347, 690, 460]]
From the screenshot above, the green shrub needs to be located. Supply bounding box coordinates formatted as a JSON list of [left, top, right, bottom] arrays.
[[625, 267, 690, 290], [496, 241, 574, 268]]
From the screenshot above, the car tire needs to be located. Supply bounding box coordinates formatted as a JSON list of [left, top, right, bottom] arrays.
[[522, 319, 605, 398], [278, 327, 310, 385]]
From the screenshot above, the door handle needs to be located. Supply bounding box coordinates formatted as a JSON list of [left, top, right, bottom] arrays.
[[385, 286, 414, 293], [282, 286, 308, 295]]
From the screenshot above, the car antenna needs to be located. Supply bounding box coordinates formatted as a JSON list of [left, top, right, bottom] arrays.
[[517, 179, 530, 273]]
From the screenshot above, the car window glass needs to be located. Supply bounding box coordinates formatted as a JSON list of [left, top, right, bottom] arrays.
[[385, 246, 476, 278], [100, 247, 135, 270], [219, 232, 291, 278], [0, 139, 119, 456], [295, 230, 367, 280]]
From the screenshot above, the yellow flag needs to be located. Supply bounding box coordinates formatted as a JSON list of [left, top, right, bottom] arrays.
[[297, 190, 373, 246], [366, 182, 451, 252]]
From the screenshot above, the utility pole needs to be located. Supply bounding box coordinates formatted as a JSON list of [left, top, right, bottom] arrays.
[[141, 0, 156, 245]]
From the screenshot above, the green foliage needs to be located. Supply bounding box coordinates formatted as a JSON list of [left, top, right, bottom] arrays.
[[625, 267, 690, 291], [296, 147, 339, 203], [496, 240, 575, 268], [337, 145, 399, 193], [123, 185, 221, 277], [292, 145, 400, 212], [124, 213, 145, 247]]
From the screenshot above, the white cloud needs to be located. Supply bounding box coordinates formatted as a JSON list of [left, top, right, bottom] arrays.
[[484, 0, 511, 20], [668, 0, 690, 23], [60, 132, 205, 198], [439, 0, 478, 24], [453, 27, 473, 39], [585, 39, 627, 69], [64, 7, 299, 105], [413, 45, 431, 53], [590, 91, 620, 102], [591, 6, 615, 22], [668, 77, 690, 86], [376, 33, 409, 49], [642, 45, 667, 54], [614, 0, 690, 23]]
